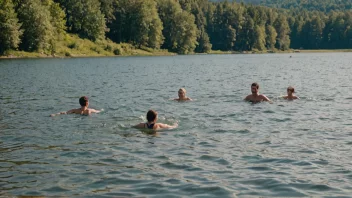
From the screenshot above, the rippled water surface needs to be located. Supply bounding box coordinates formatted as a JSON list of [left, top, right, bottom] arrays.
[[0, 53, 352, 197]]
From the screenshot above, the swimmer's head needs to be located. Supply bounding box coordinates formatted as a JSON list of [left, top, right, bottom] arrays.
[[251, 83, 259, 93], [287, 86, 295, 93], [79, 96, 89, 107], [147, 110, 158, 122], [178, 88, 186, 98]]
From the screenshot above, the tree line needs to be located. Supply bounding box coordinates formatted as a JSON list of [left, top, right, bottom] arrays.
[[1, 0, 352, 55], [240, 0, 352, 13]]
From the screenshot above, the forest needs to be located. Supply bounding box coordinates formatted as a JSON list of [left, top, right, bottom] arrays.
[[239, 0, 352, 13], [1, 0, 352, 56]]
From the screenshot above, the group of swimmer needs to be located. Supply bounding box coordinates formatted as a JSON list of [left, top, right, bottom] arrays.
[[50, 83, 299, 130], [244, 82, 299, 102]]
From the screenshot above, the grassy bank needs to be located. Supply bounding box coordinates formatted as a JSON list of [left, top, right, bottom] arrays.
[[2, 35, 352, 59], [1, 34, 174, 59]]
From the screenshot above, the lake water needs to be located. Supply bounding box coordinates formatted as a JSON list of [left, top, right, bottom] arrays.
[[0, 53, 351, 197]]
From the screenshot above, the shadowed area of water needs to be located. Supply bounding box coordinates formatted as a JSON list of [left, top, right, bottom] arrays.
[[0, 53, 351, 197]]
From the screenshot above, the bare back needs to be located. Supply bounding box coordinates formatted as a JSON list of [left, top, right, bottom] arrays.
[[67, 108, 100, 115]]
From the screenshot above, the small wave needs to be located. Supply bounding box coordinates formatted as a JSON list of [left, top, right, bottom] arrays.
[[198, 141, 217, 148], [160, 162, 193, 170], [257, 140, 271, 145], [263, 110, 275, 114], [293, 161, 313, 166], [291, 183, 336, 192], [270, 117, 292, 122], [247, 166, 273, 171], [235, 129, 251, 134], [42, 186, 70, 193], [311, 159, 329, 165], [199, 154, 218, 161], [178, 184, 233, 197]]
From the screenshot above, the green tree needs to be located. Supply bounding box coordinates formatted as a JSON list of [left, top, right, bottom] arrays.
[[302, 16, 325, 49], [64, 0, 106, 41], [265, 25, 277, 50], [179, 0, 212, 53], [253, 25, 266, 50], [290, 16, 304, 49], [274, 14, 291, 50], [173, 10, 198, 54], [17, 0, 55, 52], [47, 0, 66, 39], [208, 2, 240, 51], [237, 14, 255, 51], [196, 28, 212, 53], [111, 0, 163, 49], [157, 0, 198, 54], [0, 0, 23, 54], [322, 12, 346, 49], [99, 0, 118, 23]]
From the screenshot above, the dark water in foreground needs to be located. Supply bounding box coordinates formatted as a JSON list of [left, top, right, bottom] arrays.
[[0, 53, 351, 197]]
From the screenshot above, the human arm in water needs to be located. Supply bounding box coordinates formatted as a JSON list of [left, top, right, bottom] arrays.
[[260, 94, 271, 102], [133, 122, 178, 130], [88, 109, 101, 113], [50, 109, 76, 117], [156, 122, 178, 129]]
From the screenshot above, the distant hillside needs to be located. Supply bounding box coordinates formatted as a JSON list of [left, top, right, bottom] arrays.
[[209, 0, 352, 12]]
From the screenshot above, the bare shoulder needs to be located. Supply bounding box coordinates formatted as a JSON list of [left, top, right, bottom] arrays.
[[244, 95, 251, 100], [260, 94, 270, 101], [67, 108, 80, 114], [134, 123, 145, 129]]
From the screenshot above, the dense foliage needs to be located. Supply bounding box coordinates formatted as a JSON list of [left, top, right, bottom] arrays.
[[0, 0, 22, 54], [242, 0, 352, 13], [1, 0, 352, 55]]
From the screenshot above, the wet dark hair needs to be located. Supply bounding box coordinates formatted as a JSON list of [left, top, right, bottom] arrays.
[[287, 86, 295, 93], [79, 96, 89, 106], [146, 110, 157, 122], [251, 82, 259, 89]]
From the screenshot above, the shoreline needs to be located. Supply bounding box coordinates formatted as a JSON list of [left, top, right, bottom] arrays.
[[0, 52, 177, 59], [1, 49, 352, 59]]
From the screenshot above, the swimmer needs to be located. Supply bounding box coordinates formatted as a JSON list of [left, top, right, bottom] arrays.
[[134, 110, 178, 130], [50, 96, 101, 117], [174, 88, 192, 101], [244, 82, 271, 103], [283, 86, 299, 100]]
